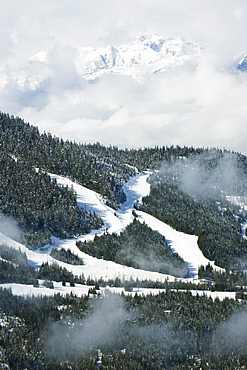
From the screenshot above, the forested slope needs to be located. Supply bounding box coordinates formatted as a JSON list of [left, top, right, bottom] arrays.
[[1, 111, 247, 269], [0, 113, 134, 209], [0, 151, 102, 247], [139, 154, 247, 269]]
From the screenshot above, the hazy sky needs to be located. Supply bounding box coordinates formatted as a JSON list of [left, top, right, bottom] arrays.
[[1, 0, 247, 154]]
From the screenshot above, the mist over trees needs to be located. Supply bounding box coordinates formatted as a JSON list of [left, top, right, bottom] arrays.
[[2, 288, 247, 369]]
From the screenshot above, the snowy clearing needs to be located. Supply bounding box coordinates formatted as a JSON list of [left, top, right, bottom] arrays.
[[0, 282, 236, 301]]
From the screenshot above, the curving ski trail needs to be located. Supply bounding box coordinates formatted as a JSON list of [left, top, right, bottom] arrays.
[[51, 171, 218, 277]]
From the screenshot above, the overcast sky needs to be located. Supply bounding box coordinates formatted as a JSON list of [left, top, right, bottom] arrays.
[[1, 0, 247, 154]]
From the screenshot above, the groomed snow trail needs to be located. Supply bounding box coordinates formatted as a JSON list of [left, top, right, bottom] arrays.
[[50, 171, 217, 277], [50, 170, 152, 235], [137, 212, 218, 277]]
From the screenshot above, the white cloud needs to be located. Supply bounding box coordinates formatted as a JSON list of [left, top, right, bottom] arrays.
[[1, 0, 247, 154]]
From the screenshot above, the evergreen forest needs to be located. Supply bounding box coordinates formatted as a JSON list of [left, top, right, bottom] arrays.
[[2, 288, 247, 369]]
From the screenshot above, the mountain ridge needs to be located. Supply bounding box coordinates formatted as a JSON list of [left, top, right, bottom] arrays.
[[75, 34, 202, 81], [3, 34, 247, 95]]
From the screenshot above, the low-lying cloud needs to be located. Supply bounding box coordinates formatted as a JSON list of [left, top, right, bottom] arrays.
[[213, 311, 247, 355], [45, 293, 127, 360], [159, 151, 247, 199], [6, 53, 247, 156], [44, 292, 187, 363], [0, 213, 22, 244]]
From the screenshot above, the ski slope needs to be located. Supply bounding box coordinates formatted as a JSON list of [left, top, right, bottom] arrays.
[[50, 170, 152, 234], [0, 170, 220, 297], [50, 171, 218, 276]]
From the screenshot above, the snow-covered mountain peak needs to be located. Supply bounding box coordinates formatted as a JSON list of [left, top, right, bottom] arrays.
[[76, 35, 202, 81], [29, 50, 48, 63]]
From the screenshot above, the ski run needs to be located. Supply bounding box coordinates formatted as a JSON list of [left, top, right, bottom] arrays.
[[0, 171, 228, 298]]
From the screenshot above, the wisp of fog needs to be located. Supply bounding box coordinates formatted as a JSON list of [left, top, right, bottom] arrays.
[[0, 213, 22, 243], [159, 151, 247, 200], [45, 293, 127, 360], [213, 310, 247, 355]]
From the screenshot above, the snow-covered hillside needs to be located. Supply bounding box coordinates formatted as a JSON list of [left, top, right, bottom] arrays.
[[0, 171, 219, 293], [50, 171, 219, 276]]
